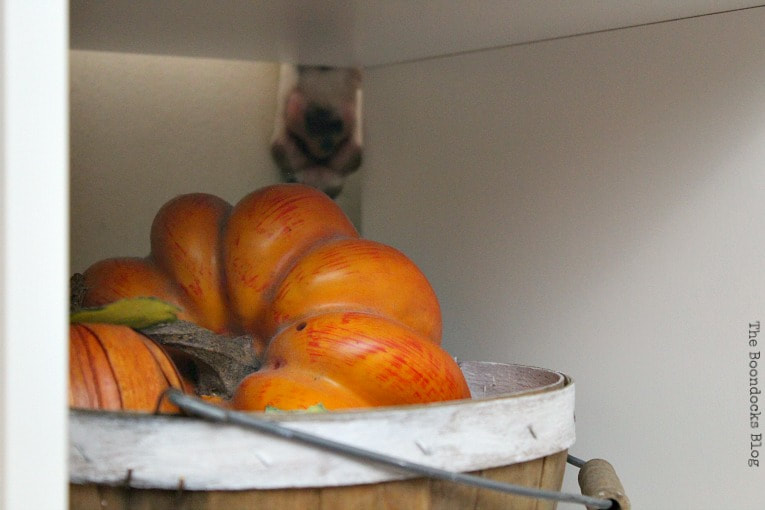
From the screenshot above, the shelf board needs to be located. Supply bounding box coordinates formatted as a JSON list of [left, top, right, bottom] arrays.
[[70, 1, 764, 67]]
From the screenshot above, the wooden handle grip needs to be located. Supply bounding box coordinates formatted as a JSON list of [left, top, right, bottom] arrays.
[[578, 458, 630, 510]]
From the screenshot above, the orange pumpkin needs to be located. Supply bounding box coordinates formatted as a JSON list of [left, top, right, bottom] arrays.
[[81, 183, 471, 410], [69, 323, 185, 412]]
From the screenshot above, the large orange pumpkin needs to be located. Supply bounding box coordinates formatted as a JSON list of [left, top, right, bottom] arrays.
[[69, 323, 185, 412], [80, 184, 470, 410]]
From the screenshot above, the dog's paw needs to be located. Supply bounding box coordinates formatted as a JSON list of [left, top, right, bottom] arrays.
[[270, 132, 311, 180], [326, 136, 362, 177]]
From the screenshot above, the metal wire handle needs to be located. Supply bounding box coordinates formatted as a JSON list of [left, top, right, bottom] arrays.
[[164, 389, 616, 509]]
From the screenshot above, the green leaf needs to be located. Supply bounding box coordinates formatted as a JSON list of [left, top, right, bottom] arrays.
[[70, 297, 181, 329]]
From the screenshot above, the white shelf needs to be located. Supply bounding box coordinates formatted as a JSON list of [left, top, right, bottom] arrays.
[[70, 0, 764, 67]]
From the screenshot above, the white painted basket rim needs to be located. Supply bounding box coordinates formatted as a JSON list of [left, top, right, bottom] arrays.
[[69, 361, 576, 490]]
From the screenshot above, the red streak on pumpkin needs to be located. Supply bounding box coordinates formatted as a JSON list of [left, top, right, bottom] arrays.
[[184, 278, 203, 298], [172, 240, 188, 258], [263, 194, 302, 226], [231, 259, 260, 288], [316, 251, 354, 273]]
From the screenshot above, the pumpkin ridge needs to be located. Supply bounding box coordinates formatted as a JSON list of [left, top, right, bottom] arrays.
[[214, 203, 236, 335], [265, 237, 442, 343], [70, 327, 97, 408], [138, 336, 185, 412], [149, 192, 234, 334], [80, 324, 123, 410], [140, 337, 175, 388], [259, 232, 355, 308], [143, 258, 200, 327], [269, 308, 431, 344]]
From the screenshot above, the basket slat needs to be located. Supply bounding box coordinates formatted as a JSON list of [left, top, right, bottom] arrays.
[[70, 451, 568, 510]]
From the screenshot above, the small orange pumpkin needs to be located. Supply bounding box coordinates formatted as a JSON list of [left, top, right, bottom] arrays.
[[69, 323, 185, 412]]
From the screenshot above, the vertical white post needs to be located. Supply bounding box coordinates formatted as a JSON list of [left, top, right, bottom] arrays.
[[0, 1, 68, 509]]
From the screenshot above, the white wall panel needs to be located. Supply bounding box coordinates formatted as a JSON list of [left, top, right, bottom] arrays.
[[363, 7, 765, 508], [1, 1, 68, 509]]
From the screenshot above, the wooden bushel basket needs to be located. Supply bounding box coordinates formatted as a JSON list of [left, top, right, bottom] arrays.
[[69, 361, 575, 510]]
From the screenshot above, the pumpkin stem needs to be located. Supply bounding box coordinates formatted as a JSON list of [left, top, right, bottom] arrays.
[[140, 320, 261, 400], [70, 273, 87, 312]]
